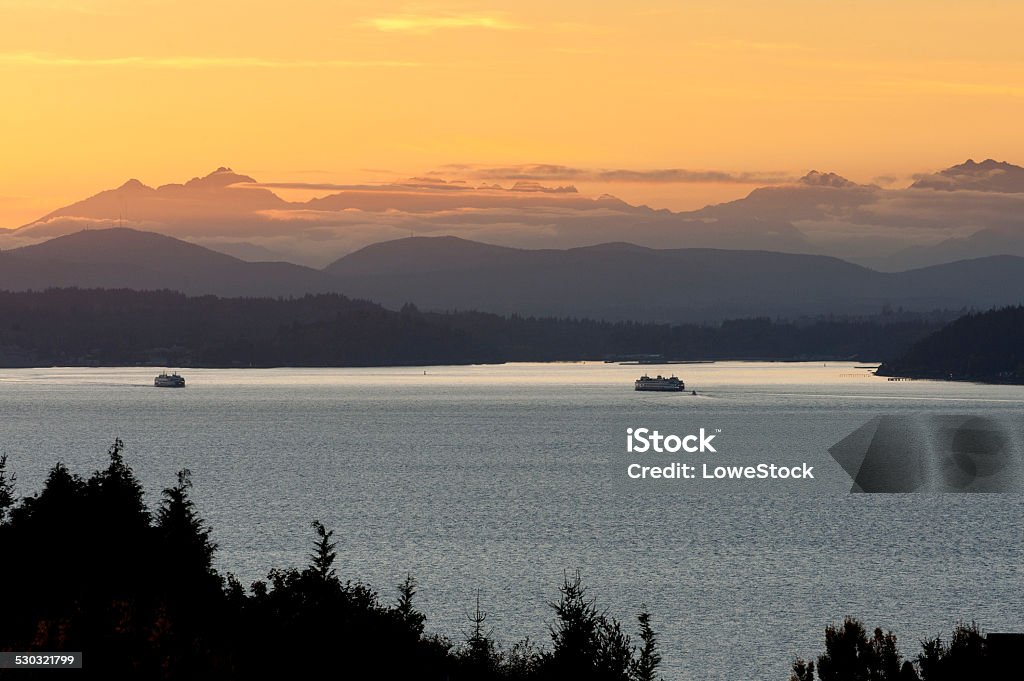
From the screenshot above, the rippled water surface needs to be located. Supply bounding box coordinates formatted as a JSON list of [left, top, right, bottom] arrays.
[[1, 362, 1021, 680]]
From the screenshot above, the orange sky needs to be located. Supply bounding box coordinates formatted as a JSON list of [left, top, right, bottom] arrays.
[[2, 0, 1024, 227]]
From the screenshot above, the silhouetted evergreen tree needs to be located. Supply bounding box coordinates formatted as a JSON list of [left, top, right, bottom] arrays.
[[157, 469, 217, 575], [595, 616, 633, 681], [149, 468, 227, 678], [791, 658, 816, 681], [503, 638, 543, 679], [817, 617, 869, 681], [544, 570, 603, 676], [813, 618, 911, 681], [0, 453, 14, 523], [917, 622, 989, 681], [308, 519, 337, 582], [541, 570, 639, 681], [397, 574, 426, 636], [9, 461, 85, 526], [631, 610, 663, 681], [86, 438, 150, 535], [899, 661, 919, 681], [460, 594, 498, 675], [917, 637, 944, 681], [1, 450, 161, 676], [867, 628, 905, 681]]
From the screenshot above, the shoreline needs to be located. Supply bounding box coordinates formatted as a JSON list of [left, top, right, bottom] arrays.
[[0, 356, 885, 371], [873, 370, 1024, 386]]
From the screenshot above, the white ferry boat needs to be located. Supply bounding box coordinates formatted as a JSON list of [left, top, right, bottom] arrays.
[[154, 372, 186, 388], [634, 374, 684, 392]]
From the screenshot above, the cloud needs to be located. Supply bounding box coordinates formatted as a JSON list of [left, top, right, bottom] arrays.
[[437, 163, 796, 184], [251, 180, 474, 193], [855, 189, 1024, 230], [363, 13, 522, 33], [871, 175, 902, 187], [250, 178, 577, 194], [0, 52, 420, 69]]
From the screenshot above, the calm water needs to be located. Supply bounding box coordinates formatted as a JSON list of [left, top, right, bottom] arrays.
[[1, 362, 1021, 680]]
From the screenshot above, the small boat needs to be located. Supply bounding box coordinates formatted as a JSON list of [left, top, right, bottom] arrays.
[[154, 372, 186, 388], [634, 374, 685, 392]]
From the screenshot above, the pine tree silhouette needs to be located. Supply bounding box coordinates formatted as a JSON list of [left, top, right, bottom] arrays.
[[631, 610, 663, 681], [0, 453, 15, 523]]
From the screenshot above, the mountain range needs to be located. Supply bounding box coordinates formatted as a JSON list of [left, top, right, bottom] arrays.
[[0, 229, 331, 297], [5, 160, 1024, 270], [3, 228, 1024, 322]]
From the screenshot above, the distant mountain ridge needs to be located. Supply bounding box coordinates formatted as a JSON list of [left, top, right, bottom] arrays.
[[1, 229, 334, 297], [3, 228, 1024, 323], [28, 168, 286, 234], [7, 160, 1024, 270], [325, 235, 1024, 321], [910, 159, 1024, 193]]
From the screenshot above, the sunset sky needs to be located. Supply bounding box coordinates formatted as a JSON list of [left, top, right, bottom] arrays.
[[2, 0, 1024, 226]]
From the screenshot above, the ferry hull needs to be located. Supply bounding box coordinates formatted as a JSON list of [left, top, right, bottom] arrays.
[[634, 384, 685, 392]]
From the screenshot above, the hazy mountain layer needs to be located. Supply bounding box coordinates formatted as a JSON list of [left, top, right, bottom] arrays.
[[3, 229, 1024, 323], [6, 160, 1024, 269]]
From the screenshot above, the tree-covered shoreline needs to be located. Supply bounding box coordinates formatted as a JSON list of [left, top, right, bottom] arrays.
[[877, 305, 1024, 383], [0, 288, 948, 368]]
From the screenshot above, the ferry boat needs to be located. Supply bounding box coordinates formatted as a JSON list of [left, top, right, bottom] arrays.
[[154, 372, 186, 388], [634, 374, 685, 392]]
